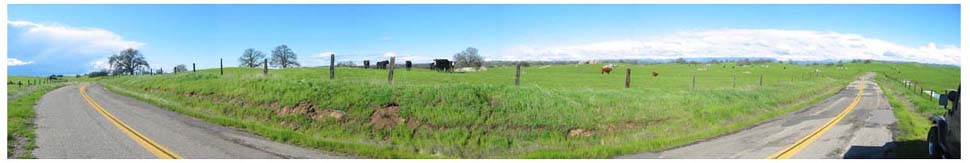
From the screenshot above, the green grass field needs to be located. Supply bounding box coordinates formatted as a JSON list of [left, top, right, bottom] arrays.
[[7, 76, 72, 159], [98, 61, 878, 158], [8, 76, 50, 99]]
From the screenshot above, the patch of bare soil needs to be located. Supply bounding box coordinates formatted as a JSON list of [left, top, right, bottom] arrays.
[[312, 110, 346, 121], [567, 128, 593, 137], [370, 103, 405, 129], [274, 102, 346, 121], [605, 117, 674, 132], [9, 126, 31, 158]]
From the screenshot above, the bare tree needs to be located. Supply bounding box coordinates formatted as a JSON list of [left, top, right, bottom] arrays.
[[239, 48, 265, 68], [453, 47, 484, 69], [175, 64, 188, 72], [270, 45, 300, 68], [108, 48, 150, 75]]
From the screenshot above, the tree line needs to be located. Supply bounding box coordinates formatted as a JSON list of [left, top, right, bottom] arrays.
[[239, 45, 300, 68], [88, 48, 151, 77], [87, 45, 486, 77]]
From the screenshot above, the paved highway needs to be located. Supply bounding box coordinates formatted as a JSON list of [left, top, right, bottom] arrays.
[[619, 72, 897, 159], [33, 83, 342, 159]]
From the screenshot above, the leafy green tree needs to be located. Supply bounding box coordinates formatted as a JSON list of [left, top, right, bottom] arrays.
[[108, 48, 150, 75]]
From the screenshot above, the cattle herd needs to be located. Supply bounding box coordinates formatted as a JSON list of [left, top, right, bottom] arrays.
[[355, 60, 654, 77], [359, 59, 451, 71], [431, 59, 454, 72]]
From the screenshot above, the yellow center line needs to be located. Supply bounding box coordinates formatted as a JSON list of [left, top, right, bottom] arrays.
[[79, 84, 182, 159], [767, 80, 866, 159]]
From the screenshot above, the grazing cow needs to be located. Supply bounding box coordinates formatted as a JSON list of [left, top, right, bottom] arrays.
[[601, 64, 615, 74], [652, 71, 659, 77], [405, 61, 412, 71], [376, 60, 389, 69], [432, 59, 454, 72]]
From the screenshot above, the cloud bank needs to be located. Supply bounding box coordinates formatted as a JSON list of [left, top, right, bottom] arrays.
[[501, 29, 960, 65], [9, 20, 145, 56], [304, 51, 336, 67], [8, 20, 146, 74], [7, 58, 34, 66]]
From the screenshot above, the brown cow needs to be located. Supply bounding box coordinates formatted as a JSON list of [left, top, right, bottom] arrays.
[[652, 71, 659, 77], [601, 64, 614, 74]]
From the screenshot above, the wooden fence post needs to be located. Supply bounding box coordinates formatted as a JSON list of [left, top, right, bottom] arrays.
[[515, 63, 521, 86], [220, 58, 224, 75], [692, 74, 696, 91], [263, 58, 268, 76], [625, 68, 631, 88], [760, 73, 764, 87], [733, 72, 737, 88], [388, 57, 395, 85], [329, 53, 335, 79]]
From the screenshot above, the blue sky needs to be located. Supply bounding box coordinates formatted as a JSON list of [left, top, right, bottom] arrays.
[[7, 4, 961, 76]]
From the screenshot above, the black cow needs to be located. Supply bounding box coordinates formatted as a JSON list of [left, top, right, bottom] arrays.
[[376, 60, 389, 69], [432, 59, 453, 72], [363, 60, 370, 69], [405, 61, 412, 71]]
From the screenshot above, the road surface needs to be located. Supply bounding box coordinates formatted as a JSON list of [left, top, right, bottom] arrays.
[[33, 83, 342, 159], [619, 72, 897, 159]]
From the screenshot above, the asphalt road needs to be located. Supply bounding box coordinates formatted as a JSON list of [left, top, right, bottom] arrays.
[[33, 83, 342, 159], [619, 72, 897, 159]]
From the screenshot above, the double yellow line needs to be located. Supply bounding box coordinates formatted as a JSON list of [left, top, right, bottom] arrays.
[[79, 84, 182, 159], [767, 81, 866, 159]]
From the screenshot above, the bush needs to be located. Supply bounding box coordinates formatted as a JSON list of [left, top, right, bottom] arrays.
[[87, 69, 110, 77]]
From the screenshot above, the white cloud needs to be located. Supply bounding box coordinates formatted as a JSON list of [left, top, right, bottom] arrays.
[[384, 52, 397, 57], [502, 29, 960, 65], [396, 54, 436, 63], [8, 20, 145, 56], [90, 58, 111, 70], [303, 51, 336, 67], [7, 58, 34, 66]]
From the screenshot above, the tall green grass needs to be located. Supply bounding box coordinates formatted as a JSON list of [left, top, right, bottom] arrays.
[[100, 62, 865, 158]]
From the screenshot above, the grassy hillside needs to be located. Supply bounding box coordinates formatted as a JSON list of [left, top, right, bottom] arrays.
[[7, 76, 72, 159], [99, 62, 870, 158]]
